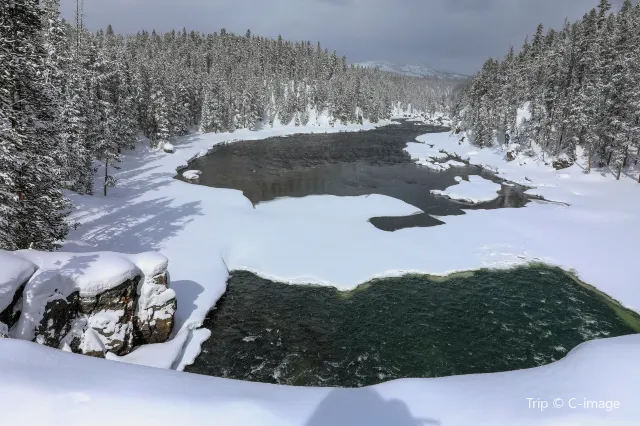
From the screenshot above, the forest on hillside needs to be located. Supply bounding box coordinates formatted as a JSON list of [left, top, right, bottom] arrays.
[[454, 0, 640, 179], [0, 0, 458, 251]]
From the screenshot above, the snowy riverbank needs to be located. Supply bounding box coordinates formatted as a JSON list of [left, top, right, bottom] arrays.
[[2, 118, 640, 425], [1, 333, 639, 425]]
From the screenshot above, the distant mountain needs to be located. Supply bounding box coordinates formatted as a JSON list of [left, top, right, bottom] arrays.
[[355, 61, 468, 80]]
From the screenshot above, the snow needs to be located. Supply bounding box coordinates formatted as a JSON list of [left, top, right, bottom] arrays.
[[181, 170, 202, 180], [517, 102, 532, 126], [13, 250, 141, 297], [127, 252, 169, 281], [431, 175, 501, 204], [82, 327, 106, 354], [0, 251, 36, 313], [444, 159, 466, 168], [1, 118, 639, 424], [163, 142, 175, 153], [1, 335, 639, 425]]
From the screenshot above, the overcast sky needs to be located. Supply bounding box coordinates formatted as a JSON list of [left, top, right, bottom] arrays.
[[60, 0, 631, 75]]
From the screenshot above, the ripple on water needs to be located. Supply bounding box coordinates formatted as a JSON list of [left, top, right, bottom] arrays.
[[185, 266, 640, 387]]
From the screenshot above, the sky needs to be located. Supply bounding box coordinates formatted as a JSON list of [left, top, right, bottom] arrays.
[[60, 0, 632, 75]]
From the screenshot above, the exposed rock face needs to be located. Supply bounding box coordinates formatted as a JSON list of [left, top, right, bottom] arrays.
[[0, 322, 8, 338], [552, 157, 574, 170], [134, 271, 177, 344], [35, 291, 80, 348], [80, 278, 139, 355], [506, 143, 521, 162], [0, 283, 26, 330]]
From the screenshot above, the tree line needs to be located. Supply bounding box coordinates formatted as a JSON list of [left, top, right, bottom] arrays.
[[0, 0, 457, 251], [454, 0, 640, 179]]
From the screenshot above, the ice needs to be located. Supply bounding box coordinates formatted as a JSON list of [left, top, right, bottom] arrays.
[[431, 175, 501, 203]]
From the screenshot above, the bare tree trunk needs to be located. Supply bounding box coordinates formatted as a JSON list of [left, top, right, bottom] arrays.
[[623, 146, 629, 167], [587, 145, 592, 174], [104, 159, 108, 197], [607, 151, 613, 166], [616, 163, 622, 181]]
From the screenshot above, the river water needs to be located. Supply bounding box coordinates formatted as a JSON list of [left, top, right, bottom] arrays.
[[185, 268, 639, 387]]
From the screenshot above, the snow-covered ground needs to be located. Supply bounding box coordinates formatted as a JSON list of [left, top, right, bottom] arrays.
[[1, 334, 638, 425], [2, 116, 640, 425]]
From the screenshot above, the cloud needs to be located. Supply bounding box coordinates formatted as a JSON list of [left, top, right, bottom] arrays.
[[60, 0, 626, 74]]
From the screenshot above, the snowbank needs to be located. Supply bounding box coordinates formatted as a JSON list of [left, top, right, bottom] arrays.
[[14, 250, 141, 298], [431, 175, 501, 204], [0, 251, 36, 313], [1, 334, 639, 425]]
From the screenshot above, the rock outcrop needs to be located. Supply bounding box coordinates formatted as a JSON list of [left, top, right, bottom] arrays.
[[0, 250, 177, 359], [506, 144, 521, 162], [552, 157, 574, 170]]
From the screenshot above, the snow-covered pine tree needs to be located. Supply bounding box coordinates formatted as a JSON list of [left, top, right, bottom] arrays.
[[0, 0, 70, 250], [456, 0, 640, 181]]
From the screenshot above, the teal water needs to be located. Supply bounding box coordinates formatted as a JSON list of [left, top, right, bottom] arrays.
[[186, 267, 639, 387]]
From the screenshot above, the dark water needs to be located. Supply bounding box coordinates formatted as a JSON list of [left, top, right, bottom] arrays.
[[180, 122, 532, 231], [186, 267, 639, 387]]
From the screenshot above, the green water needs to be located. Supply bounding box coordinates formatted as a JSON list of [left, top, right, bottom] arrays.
[[186, 267, 639, 387]]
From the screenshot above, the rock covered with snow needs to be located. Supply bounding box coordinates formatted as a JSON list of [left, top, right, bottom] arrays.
[[0, 250, 176, 358], [0, 251, 36, 330], [506, 143, 521, 162], [163, 142, 175, 153], [552, 154, 574, 170], [182, 169, 202, 181], [129, 252, 177, 344]]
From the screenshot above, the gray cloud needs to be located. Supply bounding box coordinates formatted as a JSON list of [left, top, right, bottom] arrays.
[[60, 0, 634, 75]]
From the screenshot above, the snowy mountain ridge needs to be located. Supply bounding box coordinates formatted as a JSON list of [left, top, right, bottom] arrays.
[[355, 60, 468, 80]]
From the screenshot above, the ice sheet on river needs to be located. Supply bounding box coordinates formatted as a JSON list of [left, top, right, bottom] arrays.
[[431, 175, 501, 204]]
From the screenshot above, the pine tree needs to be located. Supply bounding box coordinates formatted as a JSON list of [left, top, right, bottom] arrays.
[[0, 0, 70, 250]]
